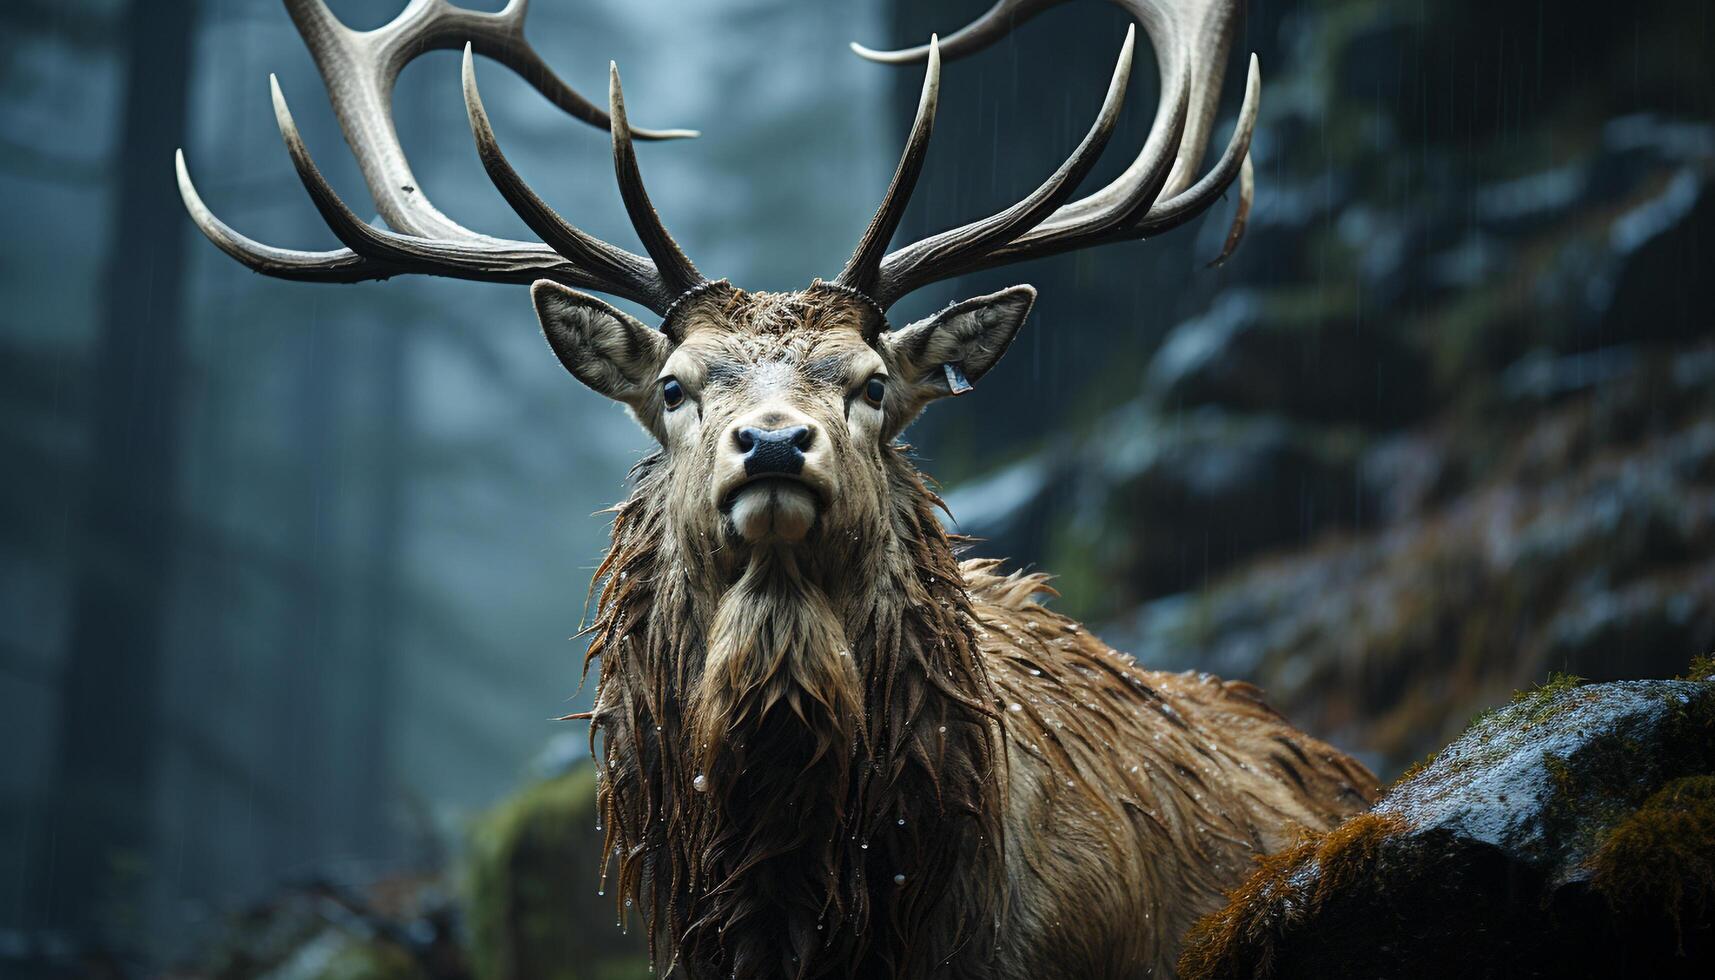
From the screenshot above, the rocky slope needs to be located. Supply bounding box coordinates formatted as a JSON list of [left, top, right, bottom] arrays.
[[943, 0, 1715, 777]]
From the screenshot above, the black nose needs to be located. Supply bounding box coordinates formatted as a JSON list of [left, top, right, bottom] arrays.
[[737, 425, 811, 476]]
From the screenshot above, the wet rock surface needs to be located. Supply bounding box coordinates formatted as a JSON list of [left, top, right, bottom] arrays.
[[1178, 675, 1715, 980]]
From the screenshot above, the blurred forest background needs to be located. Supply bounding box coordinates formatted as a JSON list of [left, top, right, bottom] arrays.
[[0, 0, 1710, 975]]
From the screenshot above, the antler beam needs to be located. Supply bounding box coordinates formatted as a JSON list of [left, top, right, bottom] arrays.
[[177, 0, 702, 312], [844, 0, 1259, 309]]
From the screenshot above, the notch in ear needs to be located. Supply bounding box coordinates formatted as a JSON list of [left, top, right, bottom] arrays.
[[531, 280, 668, 405], [883, 285, 1035, 405]]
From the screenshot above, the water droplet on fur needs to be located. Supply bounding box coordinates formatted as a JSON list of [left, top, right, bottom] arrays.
[[1008, 702, 1023, 712], [893, 873, 906, 885], [897, 817, 906, 826], [693, 773, 709, 792]]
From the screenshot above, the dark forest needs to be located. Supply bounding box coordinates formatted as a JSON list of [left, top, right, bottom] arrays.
[[2, 0, 1711, 976]]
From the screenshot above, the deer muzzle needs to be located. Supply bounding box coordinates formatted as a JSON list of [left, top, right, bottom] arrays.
[[718, 418, 832, 545]]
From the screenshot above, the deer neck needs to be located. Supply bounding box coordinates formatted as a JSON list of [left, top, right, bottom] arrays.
[[590, 451, 1004, 973]]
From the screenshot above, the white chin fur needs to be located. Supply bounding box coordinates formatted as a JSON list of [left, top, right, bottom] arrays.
[[729, 480, 818, 543]]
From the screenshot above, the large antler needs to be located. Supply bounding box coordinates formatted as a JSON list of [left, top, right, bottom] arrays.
[[176, 0, 706, 313], [838, 0, 1259, 309]]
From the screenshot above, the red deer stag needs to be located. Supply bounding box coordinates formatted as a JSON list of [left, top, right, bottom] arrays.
[[179, 0, 1376, 976]]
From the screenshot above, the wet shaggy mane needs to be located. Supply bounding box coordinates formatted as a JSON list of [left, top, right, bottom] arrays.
[[584, 445, 1005, 978]]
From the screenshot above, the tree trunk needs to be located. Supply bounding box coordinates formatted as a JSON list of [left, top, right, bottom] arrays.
[[273, 310, 343, 867], [352, 320, 408, 860], [39, 0, 198, 939]]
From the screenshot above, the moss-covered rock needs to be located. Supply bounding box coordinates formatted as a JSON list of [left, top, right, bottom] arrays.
[[464, 760, 649, 980], [1178, 676, 1715, 979], [177, 761, 645, 980], [309, 939, 425, 980], [178, 876, 459, 980], [1590, 775, 1715, 941]]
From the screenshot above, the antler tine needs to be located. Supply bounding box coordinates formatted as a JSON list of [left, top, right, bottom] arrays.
[[448, 0, 699, 143], [461, 46, 671, 309], [608, 63, 706, 300], [972, 49, 1258, 271], [866, 27, 1134, 308], [984, 50, 1257, 268], [176, 149, 390, 283], [850, 0, 1066, 65], [835, 36, 942, 300], [271, 74, 426, 264], [175, 162, 635, 290], [1134, 52, 1259, 232], [1205, 151, 1253, 267], [848, 0, 1256, 307]]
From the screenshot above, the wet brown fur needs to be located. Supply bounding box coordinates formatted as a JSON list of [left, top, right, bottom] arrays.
[[579, 285, 1377, 979]]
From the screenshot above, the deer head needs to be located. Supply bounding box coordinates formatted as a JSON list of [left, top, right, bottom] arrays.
[[179, 0, 1259, 971], [532, 277, 1035, 545]]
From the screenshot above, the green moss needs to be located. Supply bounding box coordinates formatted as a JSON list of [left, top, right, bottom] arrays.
[[1469, 671, 1584, 730], [1381, 675, 1574, 787], [1589, 775, 1715, 938], [1177, 812, 1411, 980], [1449, 673, 1592, 781], [313, 940, 423, 980], [1512, 671, 1584, 720], [1392, 760, 1425, 787], [1681, 654, 1715, 682], [464, 762, 650, 980]]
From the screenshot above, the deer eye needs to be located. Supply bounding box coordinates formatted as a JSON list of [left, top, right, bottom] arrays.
[[661, 377, 685, 410], [863, 375, 886, 408]]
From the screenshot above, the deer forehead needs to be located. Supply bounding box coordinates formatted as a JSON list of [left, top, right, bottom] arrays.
[[673, 287, 878, 336], [666, 292, 885, 396]]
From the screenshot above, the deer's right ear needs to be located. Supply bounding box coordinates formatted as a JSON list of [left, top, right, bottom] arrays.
[[531, 280, 669, 404]]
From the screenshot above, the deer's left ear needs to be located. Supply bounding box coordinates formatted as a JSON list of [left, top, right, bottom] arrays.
[[883, 285, 1036, 409]]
